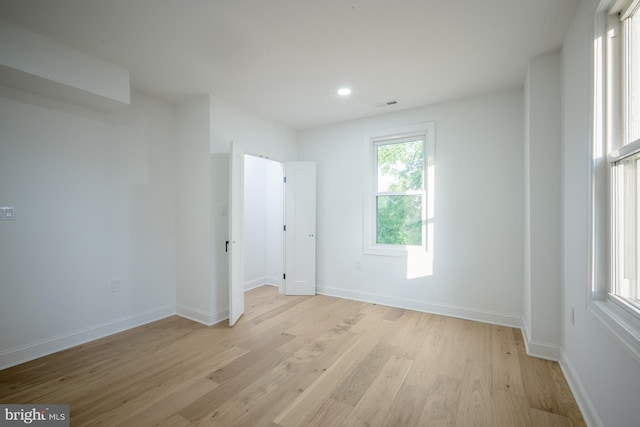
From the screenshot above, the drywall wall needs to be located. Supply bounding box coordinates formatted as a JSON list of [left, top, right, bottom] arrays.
[[298, 89, 524, 326], [0, 87, 176, 369], [244, 155, 267, 289], [561, 0, 640, 425], [210, 153, 230, 323], [523, 50, 562, 359], [265, 159, 284, 288], [0, 19, 130, 111], [243, 155, 284, 291], [175, 95, 216, 324], [210, 95, 297, 161]]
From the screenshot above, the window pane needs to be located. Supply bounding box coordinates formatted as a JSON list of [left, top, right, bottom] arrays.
[[624, 9, 640, 144], [613, 156, 640, 308], [376, 195, 422, 246], [377, 139, 424, 192]]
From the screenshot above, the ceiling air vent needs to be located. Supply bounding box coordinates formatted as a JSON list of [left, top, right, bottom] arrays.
[[375, 99, 399, 108]]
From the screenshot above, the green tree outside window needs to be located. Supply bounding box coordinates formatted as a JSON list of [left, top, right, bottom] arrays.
[[375, 139, 424, 246]]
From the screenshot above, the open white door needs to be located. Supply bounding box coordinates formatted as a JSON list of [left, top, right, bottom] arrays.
[[284, 162, 316, 295], [229, 142, 245, 326]]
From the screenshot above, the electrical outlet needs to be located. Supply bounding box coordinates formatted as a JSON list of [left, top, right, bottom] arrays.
[[111, 279, 121, 293]]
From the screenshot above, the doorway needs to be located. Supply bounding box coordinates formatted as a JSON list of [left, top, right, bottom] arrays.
[[242, 154, 284, 294]]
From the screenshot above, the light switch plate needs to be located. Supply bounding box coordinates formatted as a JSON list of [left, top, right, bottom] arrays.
[[0, 207, 15, 221]]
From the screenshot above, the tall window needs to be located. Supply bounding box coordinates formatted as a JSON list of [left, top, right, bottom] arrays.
[[592, 0, 640, 358], [609, 0, 640, 315], [375, 137, 425, 246], [364, 123, 434, 256]]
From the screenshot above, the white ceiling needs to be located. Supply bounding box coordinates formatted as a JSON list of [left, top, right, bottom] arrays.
[[0, 0, 580, 130]]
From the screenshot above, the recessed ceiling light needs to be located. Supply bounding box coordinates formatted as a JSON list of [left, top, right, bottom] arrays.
[[337, 87, 352, 96]]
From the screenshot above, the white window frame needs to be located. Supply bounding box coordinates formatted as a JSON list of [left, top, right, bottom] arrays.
[[363, 122, 435, 257], [590, 0, 640, 362]]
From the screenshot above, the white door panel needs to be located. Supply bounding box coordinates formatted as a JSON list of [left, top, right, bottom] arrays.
[[285, 162, 316, 295], [229, 142, 245, 326]]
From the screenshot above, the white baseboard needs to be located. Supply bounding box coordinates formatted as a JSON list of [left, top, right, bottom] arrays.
[[316, 286, 522, 328], [245, 277, 282, 292], [264, 275, 282, 287], [520, 323, 562, 361], [176, 304, 228, 326], [0, 305, 175, 371], [559, 351, 603, 427], [244, 277, 266, 291]]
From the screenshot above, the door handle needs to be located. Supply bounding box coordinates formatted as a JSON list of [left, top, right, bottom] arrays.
[[225, 241, 229, 252]]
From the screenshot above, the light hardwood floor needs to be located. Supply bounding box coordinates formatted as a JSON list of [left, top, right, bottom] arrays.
[[0, 286, 585, 426]]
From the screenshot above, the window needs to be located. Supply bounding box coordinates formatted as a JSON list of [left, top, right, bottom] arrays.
[[609, 0, 640, 315], [364, 123, 434, 256], [591, 0, 640, 359]]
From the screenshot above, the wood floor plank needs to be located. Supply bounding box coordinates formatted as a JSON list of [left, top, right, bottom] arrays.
[[201, 328, 361, 426], [331, 342, 395, 406], [294, 398, 354, 427], [179, 348, 292, 422], [492, 328, 525, 396], [455, 360, 493, 427], [417, 372, 462, 426], [92, 345, 247, 425], [492, 389, 531, 427], [341, 355, 414, 427], [0, 285, 586, 427], [248, 294, 310, 325], [548, 361, 587, 427], [529, 408, 571, 427], [515, 336, 561, 414], [386, 309, 430, 360], [115, 378, 219, 426], [273, 328, 385, 426], [466, 321, 493, 364], [382, 383, 431, 426]]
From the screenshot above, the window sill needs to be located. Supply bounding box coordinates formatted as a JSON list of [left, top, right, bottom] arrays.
[[364, 244, 429, 258], [590, 298, 640, 363], [364, 244, 410, 257]]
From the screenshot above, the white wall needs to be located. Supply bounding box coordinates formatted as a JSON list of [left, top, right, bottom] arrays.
[[244, 155, 267, 289], [265, 159, 284, 287], [243, 155, 284, 291], [523, 50, 562, 359], [298, 90, 524, 326], [561, 0, 640, 425], [0, 87, 176, 369], [175, 96, 216, 324], [210, 95, 297, 161], [210, 153, 229, 322], [0, 19, 130, 111]]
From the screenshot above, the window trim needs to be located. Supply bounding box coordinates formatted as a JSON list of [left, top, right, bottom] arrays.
[[590, 0, 640, 363], [363, 122, 435, 257]]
